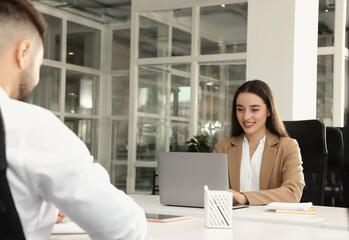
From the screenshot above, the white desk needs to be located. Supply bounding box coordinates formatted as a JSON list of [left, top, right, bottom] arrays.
[[130, 195, 349, 239], [146, 217, 349, 240], [50, 194, 349, 240], [131, 194, 349, 230]]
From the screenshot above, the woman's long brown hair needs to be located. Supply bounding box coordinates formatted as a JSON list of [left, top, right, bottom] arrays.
[[230, 80, 288, 138]]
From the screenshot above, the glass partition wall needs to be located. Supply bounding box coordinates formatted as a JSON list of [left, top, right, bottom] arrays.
[[317, 0, 349, 126], [32, 1, 248, 194], [28, 5, 105, 169], [31, 0, 349, 194], [128, 3, 248, 193], [110, 25, 131, 192]]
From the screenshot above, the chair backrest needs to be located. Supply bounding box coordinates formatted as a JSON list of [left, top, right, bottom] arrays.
[[0, 110, 26, 240], [283, 120, 327, 205], [326, 127, 344, 169], [324, 127, 345, 206], [152, 170, 159, 195], [339, 127, 349, 207]]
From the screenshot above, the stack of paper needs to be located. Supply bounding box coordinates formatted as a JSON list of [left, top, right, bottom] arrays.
[[265, 202, 316, 215]]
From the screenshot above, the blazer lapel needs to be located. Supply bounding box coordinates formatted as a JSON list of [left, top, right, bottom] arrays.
[[260, 131, 279, 190], [229, 135, 244, 192]]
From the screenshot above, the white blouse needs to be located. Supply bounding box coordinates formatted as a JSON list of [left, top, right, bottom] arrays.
[[240, 135, 266, 192]]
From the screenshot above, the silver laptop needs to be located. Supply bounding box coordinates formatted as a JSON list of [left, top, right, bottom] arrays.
[[157, 152, 229, 208]]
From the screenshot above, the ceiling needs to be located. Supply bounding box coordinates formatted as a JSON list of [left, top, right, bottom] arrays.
[[33, 0, 131, 23], [33, 0, 348, 32]]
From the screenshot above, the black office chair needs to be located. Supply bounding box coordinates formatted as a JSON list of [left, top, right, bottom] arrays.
[[324, 127, 345, 207], [283, 120, 327, 206], [0, 110, 26, 240], [152, 170, 159, 195], [339, 127, 349, 208]]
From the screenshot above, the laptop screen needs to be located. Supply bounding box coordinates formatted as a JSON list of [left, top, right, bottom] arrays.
[[157, 152, 229, 208]]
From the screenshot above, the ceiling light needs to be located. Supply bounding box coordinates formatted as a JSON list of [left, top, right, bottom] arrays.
[[221, 4, 226, 7], [325, 9, 329, 12], [68, 51, 74, 55]]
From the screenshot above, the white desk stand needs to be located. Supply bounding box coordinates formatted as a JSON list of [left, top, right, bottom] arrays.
[[204, 185, 232, 229]]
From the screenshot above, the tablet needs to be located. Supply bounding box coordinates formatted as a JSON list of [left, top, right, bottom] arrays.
[[145, 213, 191, 223]]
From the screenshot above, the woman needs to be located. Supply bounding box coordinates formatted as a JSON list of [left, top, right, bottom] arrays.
[[214, 80, 304, 205]]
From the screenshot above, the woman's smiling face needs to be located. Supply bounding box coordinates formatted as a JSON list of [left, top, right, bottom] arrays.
[[236, 92, 270, 140]]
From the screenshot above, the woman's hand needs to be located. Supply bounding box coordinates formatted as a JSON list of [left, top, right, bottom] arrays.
[[229, 189, 249, 205], [56, 211, 65, 223]]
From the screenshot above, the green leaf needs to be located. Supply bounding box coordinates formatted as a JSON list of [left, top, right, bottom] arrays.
[[186, 134, 210, 152]]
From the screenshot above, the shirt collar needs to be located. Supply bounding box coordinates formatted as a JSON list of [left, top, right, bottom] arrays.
[[243, 135, 266, 144], [0, 86, 10, 101], [231, 130, 279, 147]]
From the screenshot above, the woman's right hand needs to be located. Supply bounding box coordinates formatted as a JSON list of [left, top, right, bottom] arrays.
[[229, 189, 249, 205]]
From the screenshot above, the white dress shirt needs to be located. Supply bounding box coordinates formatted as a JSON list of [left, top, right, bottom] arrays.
[[240, 135, 266, 192], [0, 87, 147, 240]]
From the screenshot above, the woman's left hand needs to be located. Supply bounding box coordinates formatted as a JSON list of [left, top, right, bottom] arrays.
[[229, 189, 249, 205]]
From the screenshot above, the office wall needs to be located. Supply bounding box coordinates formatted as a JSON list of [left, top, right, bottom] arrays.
[[246, 0, 318, 121]]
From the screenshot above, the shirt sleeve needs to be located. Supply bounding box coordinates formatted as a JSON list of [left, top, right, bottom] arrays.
[[20, 113, 147, 240], [243, 139, 305, 205]]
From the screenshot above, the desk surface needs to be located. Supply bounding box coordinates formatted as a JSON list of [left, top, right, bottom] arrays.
[[50, 194, 349, 240], [131, 194, 349, 230]]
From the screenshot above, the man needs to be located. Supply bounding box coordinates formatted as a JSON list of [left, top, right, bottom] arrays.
[[0, 0, 147, 239]]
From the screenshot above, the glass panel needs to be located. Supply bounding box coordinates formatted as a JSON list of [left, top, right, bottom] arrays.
[[136, 167, 155, 192], [139, 16, 169, 58], [64, 118, 98, 157], [347, 0, 349, 49], [138, 66, 167, 115], [171, 8, 192, 56], [111, 75, 129, 116], [137, 117, 166, 161], [26, 65, 60, 111], [222, 64, 246, 134], [198, 62, 246, 148], [112, 164, 127, 193], [318, 0, 335, 47], [200, 3, 248, 55], [138, 64, 191, 116], [112, 29, 130, 70], [172, 27, 191, 56], [67, 21, 101, 69], [111, 120, 128, 160], [170, 121, 190, 152], [317, 55, 334, 126], [139, 8, 192, 57], [42, 14, 61, 61], [198, 79, 221, 147], [65, 71, 99, 115], [344, 57, 349, 125], [170, 66, 191, 118]]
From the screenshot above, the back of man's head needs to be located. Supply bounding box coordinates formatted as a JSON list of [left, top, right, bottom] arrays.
[[0, 0, 47, 56]]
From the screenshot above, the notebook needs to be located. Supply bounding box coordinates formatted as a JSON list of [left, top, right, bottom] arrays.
[[157, 152, 229, 208]]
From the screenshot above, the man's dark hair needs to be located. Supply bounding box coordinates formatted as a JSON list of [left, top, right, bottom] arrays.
[[0, 0, 47, 42]]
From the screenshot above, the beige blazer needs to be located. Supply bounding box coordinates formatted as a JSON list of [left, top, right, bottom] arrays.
[[213, 131, 305, 205]]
